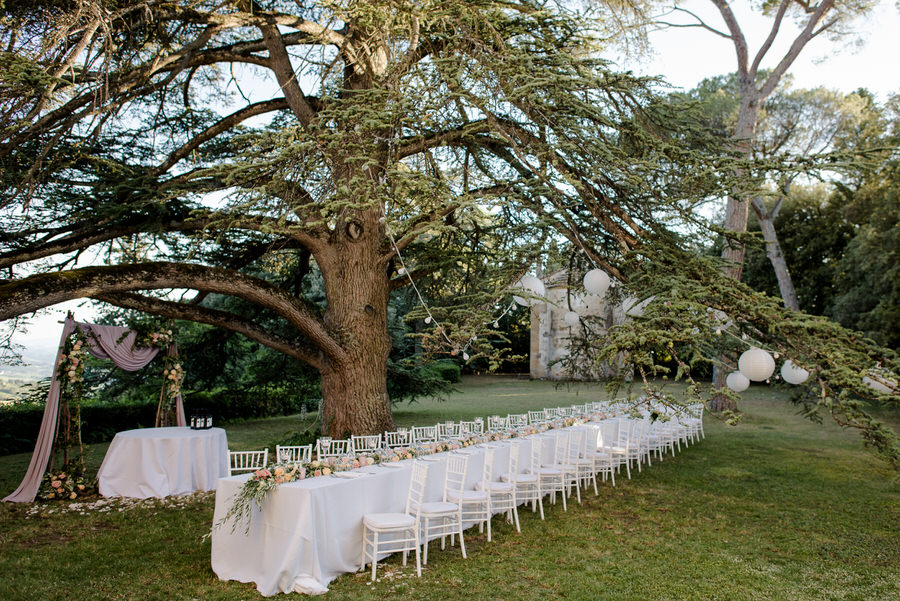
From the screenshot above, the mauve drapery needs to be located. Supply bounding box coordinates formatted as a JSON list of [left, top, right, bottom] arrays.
[[3, 319, 186, 503]]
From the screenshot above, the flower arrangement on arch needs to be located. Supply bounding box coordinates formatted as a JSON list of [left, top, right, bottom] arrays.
[[136, 327, 175, 349]]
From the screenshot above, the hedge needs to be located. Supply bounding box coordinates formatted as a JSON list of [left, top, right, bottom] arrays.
[[0, 387, 319, 456]]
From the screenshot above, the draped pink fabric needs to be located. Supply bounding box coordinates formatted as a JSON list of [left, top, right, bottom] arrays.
[[3, 319, 185, 503]]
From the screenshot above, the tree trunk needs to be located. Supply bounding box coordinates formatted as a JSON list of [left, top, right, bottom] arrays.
[[712, 87, 760, 408], [317, 213, 396, 437], [709, 365, 737, 412], [755, 203, 800, 310], [719, 87, 759, 279]]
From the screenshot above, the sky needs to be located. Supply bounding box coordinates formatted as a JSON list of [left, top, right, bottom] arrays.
[[3, 1, 899, 383]]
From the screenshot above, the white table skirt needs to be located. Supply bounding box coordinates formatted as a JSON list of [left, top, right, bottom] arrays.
[[210, 422, 617, 596], [98, 427, 229, 499]]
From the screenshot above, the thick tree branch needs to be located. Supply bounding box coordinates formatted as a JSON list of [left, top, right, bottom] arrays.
[[396, 120, 493, 158], [711, 0, 750, 75], [0, 262, 347, 364], [0, 210, 325, 271], [151, 98, 290, 176], [749, 0, 791, 78], [94, 292, 326, 370], [759, 0, 835, 99]]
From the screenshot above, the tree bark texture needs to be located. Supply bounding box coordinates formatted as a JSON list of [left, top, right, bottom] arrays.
[[753, 199, 800, 311]]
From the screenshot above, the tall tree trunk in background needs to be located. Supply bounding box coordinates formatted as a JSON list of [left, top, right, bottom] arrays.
[[711, 87, 760, 411], [752, 196, 800, 311], [708, 0, 836, 409]]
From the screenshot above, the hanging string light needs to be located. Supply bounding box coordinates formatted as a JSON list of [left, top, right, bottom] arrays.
[[381, 207, 523, 361]]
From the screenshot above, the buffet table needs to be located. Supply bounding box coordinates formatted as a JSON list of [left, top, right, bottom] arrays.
[[210, 423, 611, 596], [98, 426, 229, 499]]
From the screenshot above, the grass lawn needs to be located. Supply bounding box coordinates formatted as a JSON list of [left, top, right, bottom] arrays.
[[0, 376, 897, 601]]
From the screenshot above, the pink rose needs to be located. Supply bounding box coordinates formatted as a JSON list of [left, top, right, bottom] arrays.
[[253, 469, 271, 479], [51, 480, 62, 489], [314, 469, 322, 477]]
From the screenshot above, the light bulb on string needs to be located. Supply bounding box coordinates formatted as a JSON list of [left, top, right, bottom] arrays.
[[424, 316, 432, 324]]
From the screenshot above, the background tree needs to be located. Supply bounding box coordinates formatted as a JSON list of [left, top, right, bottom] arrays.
[[0, 0, 702, 435], [652, 0, 878, 289]]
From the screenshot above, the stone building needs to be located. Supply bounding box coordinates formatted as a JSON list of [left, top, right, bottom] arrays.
[[528, 270, 630, 380]]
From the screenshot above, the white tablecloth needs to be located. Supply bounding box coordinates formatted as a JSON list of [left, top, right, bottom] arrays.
[[98, 427, 229, 498], [210, 423, 614, 596]]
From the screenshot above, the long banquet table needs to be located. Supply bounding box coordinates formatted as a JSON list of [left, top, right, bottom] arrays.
[[210, 422, 616, 596]]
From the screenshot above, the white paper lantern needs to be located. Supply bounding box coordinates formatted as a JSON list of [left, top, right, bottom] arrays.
[[863, 369, 898, 395], [512, 275, 545, 307], [781, 360, 810, 385], [563, 310, 580, 327], [738, 348, 775, 382], [583, 269, 610, 296], [726, 371, 750, 392]]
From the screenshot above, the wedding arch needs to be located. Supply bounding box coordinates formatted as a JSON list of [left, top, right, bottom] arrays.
[[3, 317, 186, 503]]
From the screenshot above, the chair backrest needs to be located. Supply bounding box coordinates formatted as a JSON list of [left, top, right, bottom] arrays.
[[228, 449, 269, 476], [527, 410, 545, 424], [437, 421, 460, 439], [488, 415, 508, 430], [444, 453, 469, 502], [581, 428, 598, 455], [553, 432, 570, 464], [481, 447, 496, 484], [598, 420, 618, 447], [529, 437, 543, 472], [543, 408, 558, 420], [459, 420, 483, 435], [275, 444, 312, 463], [317, 438, 351, 459], [406, 461, 429, 515], [616, 421, 632, 446], [507, 413, 528, 427], [567, 430, 583, 462], [507, 442, 521, 482], [384, 430, 411, 448], [411, 425, 437, 444], [351, 434, 382, 454]]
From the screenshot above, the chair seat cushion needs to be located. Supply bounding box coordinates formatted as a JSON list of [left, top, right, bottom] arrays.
[[447, 489, 489, 502], [499, 472, 538, 484], [475, 481, 514, 493], [537, 467, 562, 475], [363, 513, 415, 529], [420, 501, 460, 514]]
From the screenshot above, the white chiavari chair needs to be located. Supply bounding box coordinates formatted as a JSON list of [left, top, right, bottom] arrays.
[[361, 461, 428, 581], [228, 449, 269, 476], [275, 444, 312, 463], [384, 430, 411, 449], [316, 438, 351, 460], [419, 455, 468, 565], [351, 434, 383, 455], [411, 425, 437, 444]]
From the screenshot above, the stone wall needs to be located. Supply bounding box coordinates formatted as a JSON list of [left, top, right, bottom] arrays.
[[529, 270, 629, 380]]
